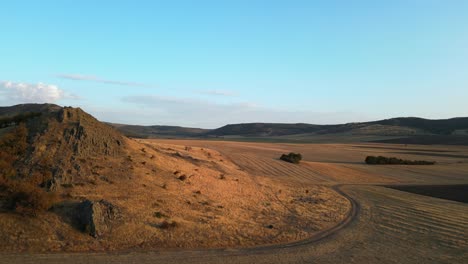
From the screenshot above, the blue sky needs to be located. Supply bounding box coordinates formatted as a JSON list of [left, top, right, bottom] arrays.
[[1, 0, 467, 128]]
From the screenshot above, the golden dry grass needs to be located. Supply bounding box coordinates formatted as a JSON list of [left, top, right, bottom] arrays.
[[1, 138, 467, 262], [0, 138, 350, 252]]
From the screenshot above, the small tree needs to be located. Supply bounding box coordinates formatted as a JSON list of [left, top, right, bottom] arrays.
[[280, 153, 302, 164]]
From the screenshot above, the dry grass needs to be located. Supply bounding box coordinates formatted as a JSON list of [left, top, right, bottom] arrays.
[[0, 139, 350, 252], [1, 137, 467, 262], [2, 137, 467, 253]]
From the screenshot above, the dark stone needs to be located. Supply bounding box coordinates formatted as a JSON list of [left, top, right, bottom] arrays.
[[45, 178, 58, 191], [77, 199, 120, 238]]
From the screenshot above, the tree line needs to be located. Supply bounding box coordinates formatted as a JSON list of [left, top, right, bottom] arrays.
[[365, 156, 435, 165]]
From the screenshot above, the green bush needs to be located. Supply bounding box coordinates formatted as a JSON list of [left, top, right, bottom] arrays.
[[365, 156, 435, 165], [280, 153, 302, 164]]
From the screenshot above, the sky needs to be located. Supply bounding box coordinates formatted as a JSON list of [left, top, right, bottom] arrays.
[[1, 0, 467, 128]]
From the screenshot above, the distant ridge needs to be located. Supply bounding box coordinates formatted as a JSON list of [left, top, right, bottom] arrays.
[[3, 104, 467, 144], [104, 116, 468, 145], [108, 123, 210, 138], [206, 117, 468, 137]]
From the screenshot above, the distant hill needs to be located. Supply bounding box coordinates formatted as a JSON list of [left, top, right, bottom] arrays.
[[108, 117, 468, 139], [206, 117, 468, 137], [367, 117, 468, 135], [108, 123, 210, 138], [206, 123, 322, 137]]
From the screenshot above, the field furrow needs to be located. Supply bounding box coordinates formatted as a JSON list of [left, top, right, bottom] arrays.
[[378, 216, 467, 246], [230, 153, 330, 183], [385, 204, 468, 223], [376, 206, 468, 232]]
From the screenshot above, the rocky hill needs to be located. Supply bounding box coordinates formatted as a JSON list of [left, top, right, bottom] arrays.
[[0, 104, 131, 190]]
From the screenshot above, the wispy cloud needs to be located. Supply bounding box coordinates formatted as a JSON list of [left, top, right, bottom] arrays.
[[1, 81, 65, 103], [120, 95, 367, 128], [56, 74, 153, 88], [196, 89, 238, 97]]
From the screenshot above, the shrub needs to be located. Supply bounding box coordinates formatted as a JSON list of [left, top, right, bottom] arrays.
[[0, 124, 58, 216], [0, 124, 28, 181], [365, 156, 435, 165], [153, 211, 167, 218], [7, 181, 58, 216], [0, 170, 58, 216], [0, 124, 28, 157], [280, 153, 302, 164], [157, 220, 177, 229]]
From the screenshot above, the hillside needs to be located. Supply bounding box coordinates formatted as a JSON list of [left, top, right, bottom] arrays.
[[0, 104, 349, 252]]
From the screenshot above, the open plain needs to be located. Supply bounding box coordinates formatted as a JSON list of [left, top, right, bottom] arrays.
[[3, 139, 467, 263]]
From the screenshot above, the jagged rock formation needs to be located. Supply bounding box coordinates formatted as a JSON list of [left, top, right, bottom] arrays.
[[1, 104, 132, 189]]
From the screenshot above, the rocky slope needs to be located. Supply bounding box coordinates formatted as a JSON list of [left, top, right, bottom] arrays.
[[0, 104, 131, 189]]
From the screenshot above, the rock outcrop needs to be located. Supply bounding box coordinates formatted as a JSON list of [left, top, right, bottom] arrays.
[[77, 199, 120, 238], [1, 104, 132, 188]]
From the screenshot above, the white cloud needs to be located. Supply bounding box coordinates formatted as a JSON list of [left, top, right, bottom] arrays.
[[1, 81, 65, 103], [56, 73, 153, 88]]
